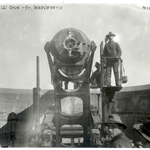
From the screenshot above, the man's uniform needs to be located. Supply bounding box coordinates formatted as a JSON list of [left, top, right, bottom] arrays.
[[111, 132, 132, 148]]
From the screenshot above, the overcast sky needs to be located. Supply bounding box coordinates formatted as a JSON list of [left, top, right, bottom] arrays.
[[0, 2, 150, 89]]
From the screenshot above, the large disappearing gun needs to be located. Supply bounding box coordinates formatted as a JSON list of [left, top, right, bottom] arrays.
[[44, 28, 97, 147]]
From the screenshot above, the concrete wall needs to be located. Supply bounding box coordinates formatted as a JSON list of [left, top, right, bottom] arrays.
[[0, 88, 33, 128]]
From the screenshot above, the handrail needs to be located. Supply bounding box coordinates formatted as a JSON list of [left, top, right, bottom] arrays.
[[102, 56, 122, 60]]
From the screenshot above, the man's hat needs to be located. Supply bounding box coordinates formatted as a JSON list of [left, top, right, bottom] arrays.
[[106, 31, 116, 37], [102, 114, 127, 129], [134, 117, 150, 141]]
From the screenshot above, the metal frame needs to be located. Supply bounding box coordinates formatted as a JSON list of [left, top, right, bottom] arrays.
[[45, 45, 95, 147]]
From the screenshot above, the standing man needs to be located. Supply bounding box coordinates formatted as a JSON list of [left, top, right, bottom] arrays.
[[90, 62, 106, 88], [103, 32, 122, 86], [90, 62, 101, 88], [134, 117, 150, 148], [102, 114, 132, 148]]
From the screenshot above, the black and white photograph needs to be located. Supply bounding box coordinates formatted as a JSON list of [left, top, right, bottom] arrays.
[[0, 0, 150, 147]]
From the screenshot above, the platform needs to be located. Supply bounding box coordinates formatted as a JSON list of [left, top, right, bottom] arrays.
[[101, 86, 122, 93]]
